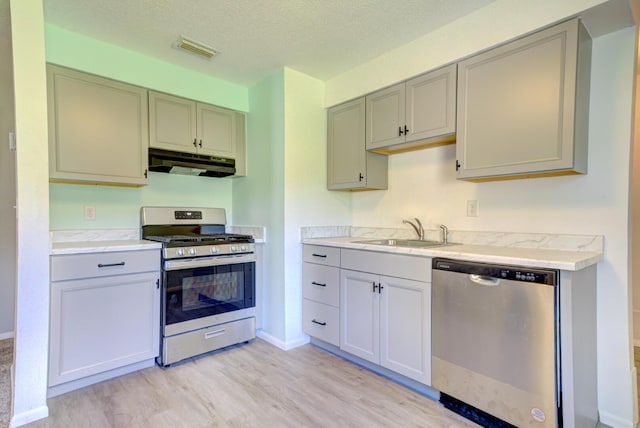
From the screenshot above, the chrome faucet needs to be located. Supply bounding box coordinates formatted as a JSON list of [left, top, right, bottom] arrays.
[[439, 224, 449, 244], [403, 218, 424, 240]]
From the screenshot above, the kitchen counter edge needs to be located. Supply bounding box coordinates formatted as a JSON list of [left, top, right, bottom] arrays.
[[302, 237, 602, 271], [51, 240, 163, 256]]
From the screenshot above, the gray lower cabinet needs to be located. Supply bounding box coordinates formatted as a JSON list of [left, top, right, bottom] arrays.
[[327, 97, 388, 190], [302, 244, 431, 385], [302, 245, 341, 346], [341, 270, 431, 384], [49, 250, 160, 390], [366, 64, 457, 154], [47, 64, 149, 186], [456, 18, 591, 181]]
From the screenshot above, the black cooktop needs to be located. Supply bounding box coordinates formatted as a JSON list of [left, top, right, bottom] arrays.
[[145, 233, 254, 246]]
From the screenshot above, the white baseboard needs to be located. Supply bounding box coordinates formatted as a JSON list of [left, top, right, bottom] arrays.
[[0, 331, 14, 341], [256, 330, 309, 350], [9, 405, 48, 428], [633, 367, 639, 427], [599, 410, 635, 428]]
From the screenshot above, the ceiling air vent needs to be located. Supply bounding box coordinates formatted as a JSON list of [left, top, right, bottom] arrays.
[[174, 35, 217, 60]]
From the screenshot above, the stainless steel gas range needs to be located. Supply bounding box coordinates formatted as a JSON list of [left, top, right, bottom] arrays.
[[141, 206, 256, 366]]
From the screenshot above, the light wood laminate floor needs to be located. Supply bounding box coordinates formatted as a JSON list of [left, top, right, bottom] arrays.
[[25, 339, 478, 428]]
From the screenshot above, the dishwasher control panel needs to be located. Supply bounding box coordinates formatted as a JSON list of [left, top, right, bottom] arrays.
[[433, 258, 557, 285]]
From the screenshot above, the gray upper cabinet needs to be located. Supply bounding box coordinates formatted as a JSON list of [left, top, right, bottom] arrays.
[[456, 18, 591, 181], [327, 98, 388, 191], [197, 103, 237, 158], [149, 91, 237, 159], [366, 64, 457, 154], [47, 65, 149, 186], [148, 91, 197, 154]]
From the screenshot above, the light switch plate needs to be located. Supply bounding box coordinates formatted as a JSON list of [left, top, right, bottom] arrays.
[[84, 205, 96, 221], [467, 200, 478, 217]]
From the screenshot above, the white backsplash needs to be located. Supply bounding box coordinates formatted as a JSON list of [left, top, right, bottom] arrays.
[[227, 226, 267, 242], [50, 229, 140, 243]]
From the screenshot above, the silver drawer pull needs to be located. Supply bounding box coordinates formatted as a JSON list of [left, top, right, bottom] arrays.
[[97, 262, 125, 268], [311, 281, 327, 287], [311, 319, 326, 326], [205, 329, 226, 339], [312, 253, 327, 258]]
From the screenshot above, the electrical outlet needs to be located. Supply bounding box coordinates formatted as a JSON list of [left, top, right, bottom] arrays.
[[84, 205, 96, 221], [466, 200, 479, 217]]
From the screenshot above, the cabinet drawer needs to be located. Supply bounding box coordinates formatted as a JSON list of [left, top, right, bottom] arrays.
[[302, 299, 339, 346], [341, 248, 431, 282], [51, 250, 160, 282], [302, 263, 339, 307], [303, 245, 340, 266]]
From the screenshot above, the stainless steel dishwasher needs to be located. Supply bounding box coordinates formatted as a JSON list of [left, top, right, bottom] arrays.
[[432, 258, 560, 428]]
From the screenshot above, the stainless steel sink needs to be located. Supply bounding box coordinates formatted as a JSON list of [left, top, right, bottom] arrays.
[[354, 238, 459, 248]]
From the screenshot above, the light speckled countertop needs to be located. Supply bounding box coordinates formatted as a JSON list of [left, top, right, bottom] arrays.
[[302, 234, 602, 271], [51, 240, 162, 255], [49, 227, 266, 256]]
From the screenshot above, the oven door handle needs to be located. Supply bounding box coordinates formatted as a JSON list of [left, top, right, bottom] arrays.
[[164, 253, 256, 271]]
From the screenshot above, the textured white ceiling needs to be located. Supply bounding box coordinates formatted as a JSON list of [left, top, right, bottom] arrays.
[[43, 0, 496, 86]]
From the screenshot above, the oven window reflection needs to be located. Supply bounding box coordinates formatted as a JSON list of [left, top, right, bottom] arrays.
[[182, 272, 244, 311]]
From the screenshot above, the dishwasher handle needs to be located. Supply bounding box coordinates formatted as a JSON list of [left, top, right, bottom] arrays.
[[469, 274, 500, 286]]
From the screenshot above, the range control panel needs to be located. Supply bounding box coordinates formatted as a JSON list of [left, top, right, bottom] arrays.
[[174, 210, 203, 220]]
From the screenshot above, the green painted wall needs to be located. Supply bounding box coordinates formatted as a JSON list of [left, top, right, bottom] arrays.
[[233, 70, 285, 339], [45, 25, 248, 111], [50, 173, 233, 229], [45, 25, 248, 230]]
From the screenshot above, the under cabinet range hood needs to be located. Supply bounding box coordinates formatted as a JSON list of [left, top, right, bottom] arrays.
[[148, 148, 235, 177]]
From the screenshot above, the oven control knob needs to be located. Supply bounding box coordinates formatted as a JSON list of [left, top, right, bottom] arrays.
[[188, 248, 197, 256], [210, 247, 219, 254], [176, 249, 184, 257], [231, 245, 238, 252], [240, 245, 247, 252]]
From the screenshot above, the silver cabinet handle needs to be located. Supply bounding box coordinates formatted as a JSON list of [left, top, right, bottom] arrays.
[[469, 274, 500, 286], [204, 329, 225, 339], [311, 319, 327, 326]]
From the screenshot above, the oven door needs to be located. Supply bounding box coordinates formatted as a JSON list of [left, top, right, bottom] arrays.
[[163, 254, 255, 330]]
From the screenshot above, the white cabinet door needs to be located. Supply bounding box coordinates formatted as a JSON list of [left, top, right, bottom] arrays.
[[340, 269, 379, 363], [327, 98, 388, 190], [379, 275, 430, 384], [197, 103, 237, 158], [47, 65, 149, 186], [456, 18, 590, 180], [49, 271, 160, 386], [366, 83, 405, 150], [149, 91, 198, 154]]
